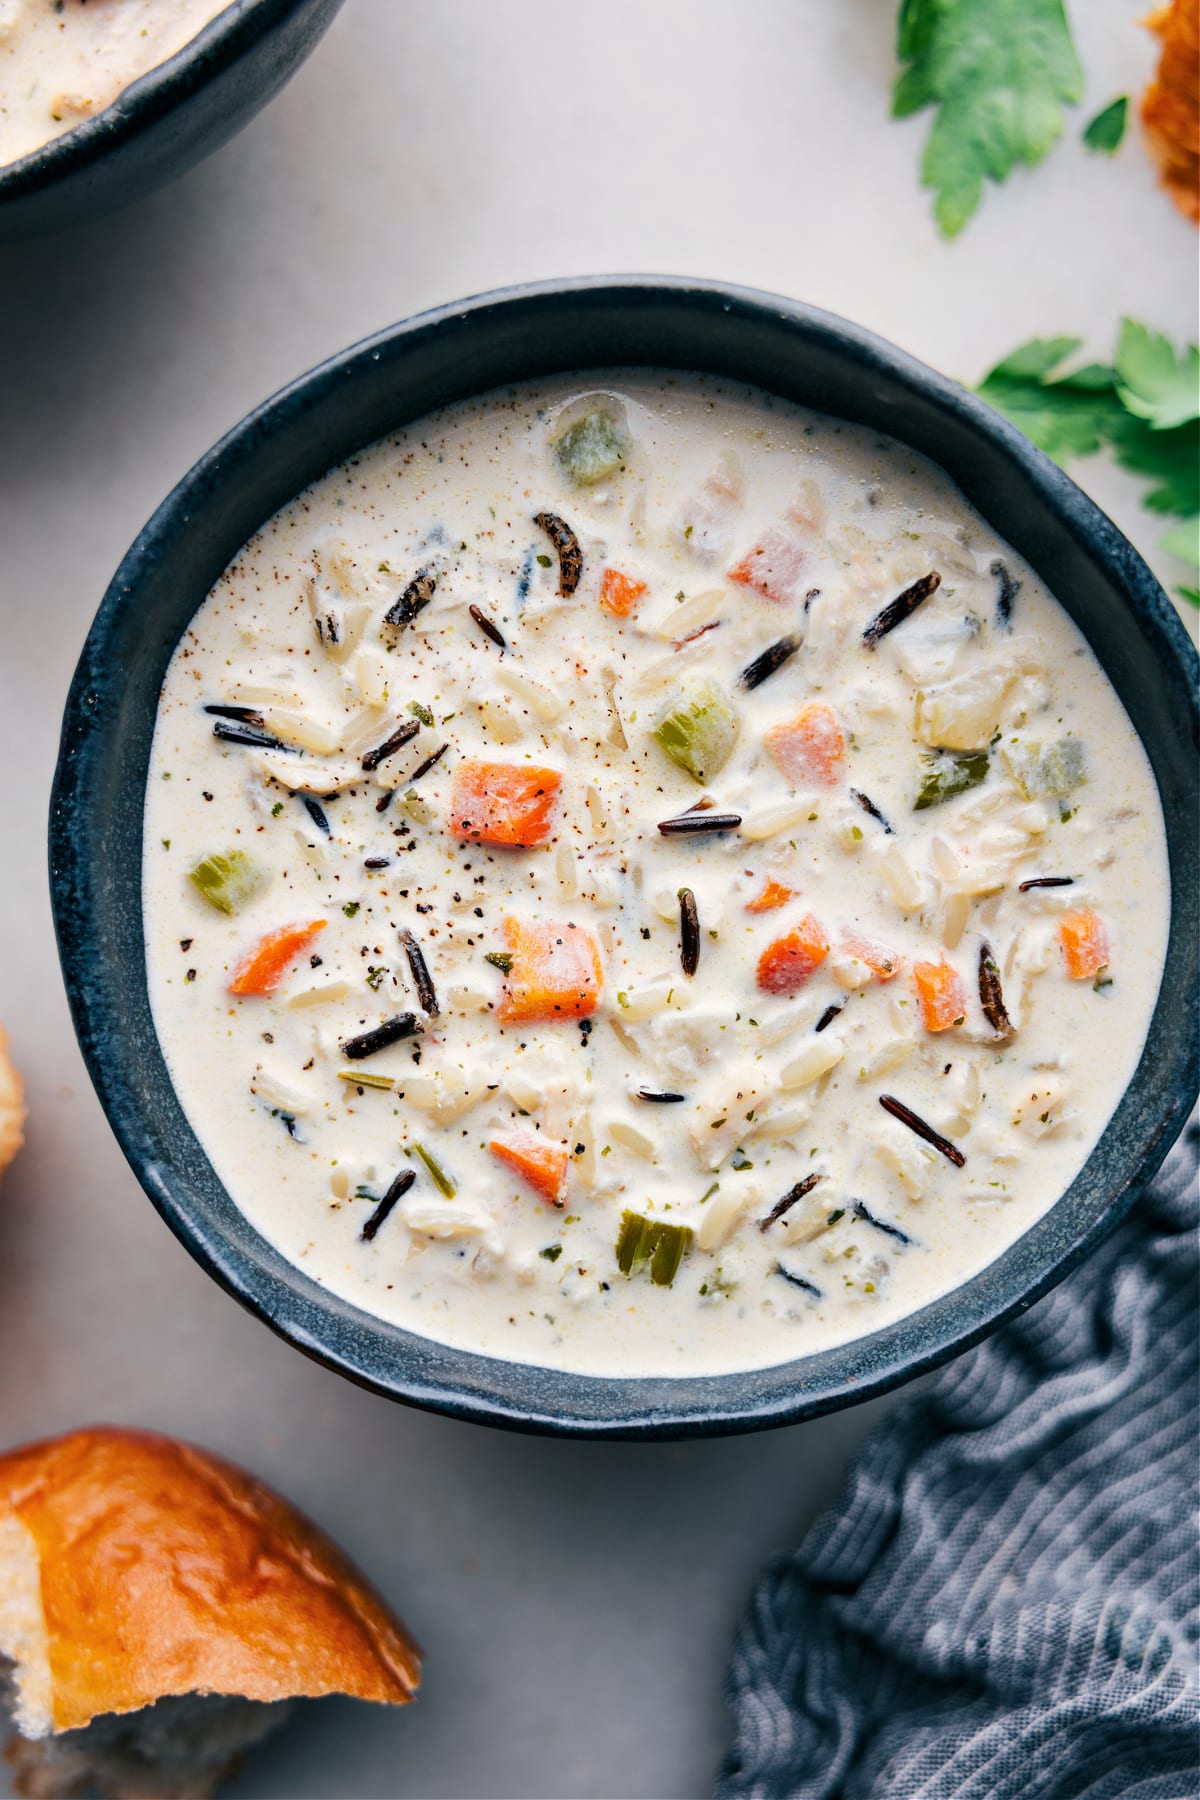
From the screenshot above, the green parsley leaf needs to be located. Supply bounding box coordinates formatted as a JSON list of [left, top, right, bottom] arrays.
[[1161, 518, 1200, 566], [977, 338, 1125, 461], [1082, 96, 1128, 155], [1114, 319, 1200, 431], [1109, 411, 1200, 517], [893, 0, 1083, 237], [976, 319, 1200, 604], [1162, 531, 1200, 605]]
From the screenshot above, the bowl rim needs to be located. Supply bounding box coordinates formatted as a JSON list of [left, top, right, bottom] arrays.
[[0, 0, 309, 199], [49, 275, 1200, 1438]]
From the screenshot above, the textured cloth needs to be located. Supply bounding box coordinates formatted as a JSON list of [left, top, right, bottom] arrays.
[[719, 1119, 1199, 1800]]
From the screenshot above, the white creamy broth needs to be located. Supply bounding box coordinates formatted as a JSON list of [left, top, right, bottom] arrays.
[[0, 0, 230, 167], [142, 372, 1169, 1379]]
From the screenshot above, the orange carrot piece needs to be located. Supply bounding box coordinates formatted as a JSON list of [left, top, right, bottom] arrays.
[[727, 527, 806, 604], [1060, 909, 1111, 980], [755, 915, 830, 995], [913, 959, 966, 1031], [746, 878, 796, 914], [841, 929, 904, 983], [598, 566, 647, 618], [765, 702, 846, 789], [489, 1133, 569, 1206], [228, 920, 326, 996], [497, 917, 603, 1023], [449, 760, 561, 847]]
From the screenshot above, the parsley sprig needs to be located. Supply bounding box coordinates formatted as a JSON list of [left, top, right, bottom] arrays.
[[977, 322, 1200, 605], [893, 0, 1083, 237]]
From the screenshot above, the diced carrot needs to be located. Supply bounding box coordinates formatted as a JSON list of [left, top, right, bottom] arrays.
[[727, 527, 806, 604], [746, 878, 796, 914], [497, 917, 603, 1023], [765, 703, 846, 789], [841, 929, 904, 983], [489, 1133, 569, 1206], [912, 958, 966, 1031], [1060, 909, 1111, 980], [449, 760, 561, 847], [598, 566, 647, 618], [755, 916, 829, 995], [228, 920, 326, 996]]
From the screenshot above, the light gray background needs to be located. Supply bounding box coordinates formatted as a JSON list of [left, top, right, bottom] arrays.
[[0, 4, 1194, 1798]]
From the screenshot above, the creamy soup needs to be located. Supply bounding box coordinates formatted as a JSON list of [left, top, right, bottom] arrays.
[[0, 0, 230, 167], [142, 373, 1169, 1379]]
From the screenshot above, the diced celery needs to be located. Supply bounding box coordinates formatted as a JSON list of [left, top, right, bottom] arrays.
[[652, 679, 740, 783], [913, 749, 990, 811], [413, 1141, 456, 1197], [615, 1210, 693, 1287], [1002, 737, 1087, 800], [553, 407, 631, 486], [187, 850, 263, 915], [400, 788, 433, 825]]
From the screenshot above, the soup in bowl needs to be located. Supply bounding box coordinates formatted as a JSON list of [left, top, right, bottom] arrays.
[[0, 0, 342, 238], [50, 280, 1199, 1434]]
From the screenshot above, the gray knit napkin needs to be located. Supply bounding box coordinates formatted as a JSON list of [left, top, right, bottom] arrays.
[[718, 1118, 1199, 1800]]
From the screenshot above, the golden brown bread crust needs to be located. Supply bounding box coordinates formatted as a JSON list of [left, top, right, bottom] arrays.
[[0, 1427, 421, 1733], [1142, 0, 1199, 224], [0, 1030, 25, 1183]]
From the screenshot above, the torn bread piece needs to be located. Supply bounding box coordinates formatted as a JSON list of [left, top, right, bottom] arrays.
[[0, 1031, 24, 1183], [0, 1427, 420, 1800]]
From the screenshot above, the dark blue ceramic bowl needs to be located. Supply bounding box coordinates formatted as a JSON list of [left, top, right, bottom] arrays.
[[0, 0, 342, 240], [49, 278, 1199, 1438]]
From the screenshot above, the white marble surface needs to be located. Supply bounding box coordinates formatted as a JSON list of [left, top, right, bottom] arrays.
[[0, 4, 1193, 1796]]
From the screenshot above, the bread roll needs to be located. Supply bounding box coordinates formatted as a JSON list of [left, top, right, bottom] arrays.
[[1142, 0, 1199, 224], [0, 1030, 24, 1183], [0, 1426, 420, 1798]]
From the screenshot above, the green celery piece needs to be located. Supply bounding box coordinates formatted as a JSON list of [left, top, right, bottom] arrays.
[[400, 788, 433, 825], [649, 1225, 692, 1287], [615, 1210, 645, 1276], [188, 850, 262, 915], [554, 408, 632, 486], [414, 1142, 456, 1197], [652, 678, 740, 783], [1082, 96, 1128, 155], [913, 749, 990, 811], [615, 1210, 693, 1287], [892, 0, 1083, 238], [1114, 320, 1200, 431], [1002, 737, 1087, 800]]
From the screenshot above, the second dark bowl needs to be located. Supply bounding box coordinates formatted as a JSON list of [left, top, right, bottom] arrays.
[[0, 0, 343, 240], [49, 278, 1199, 1436]]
